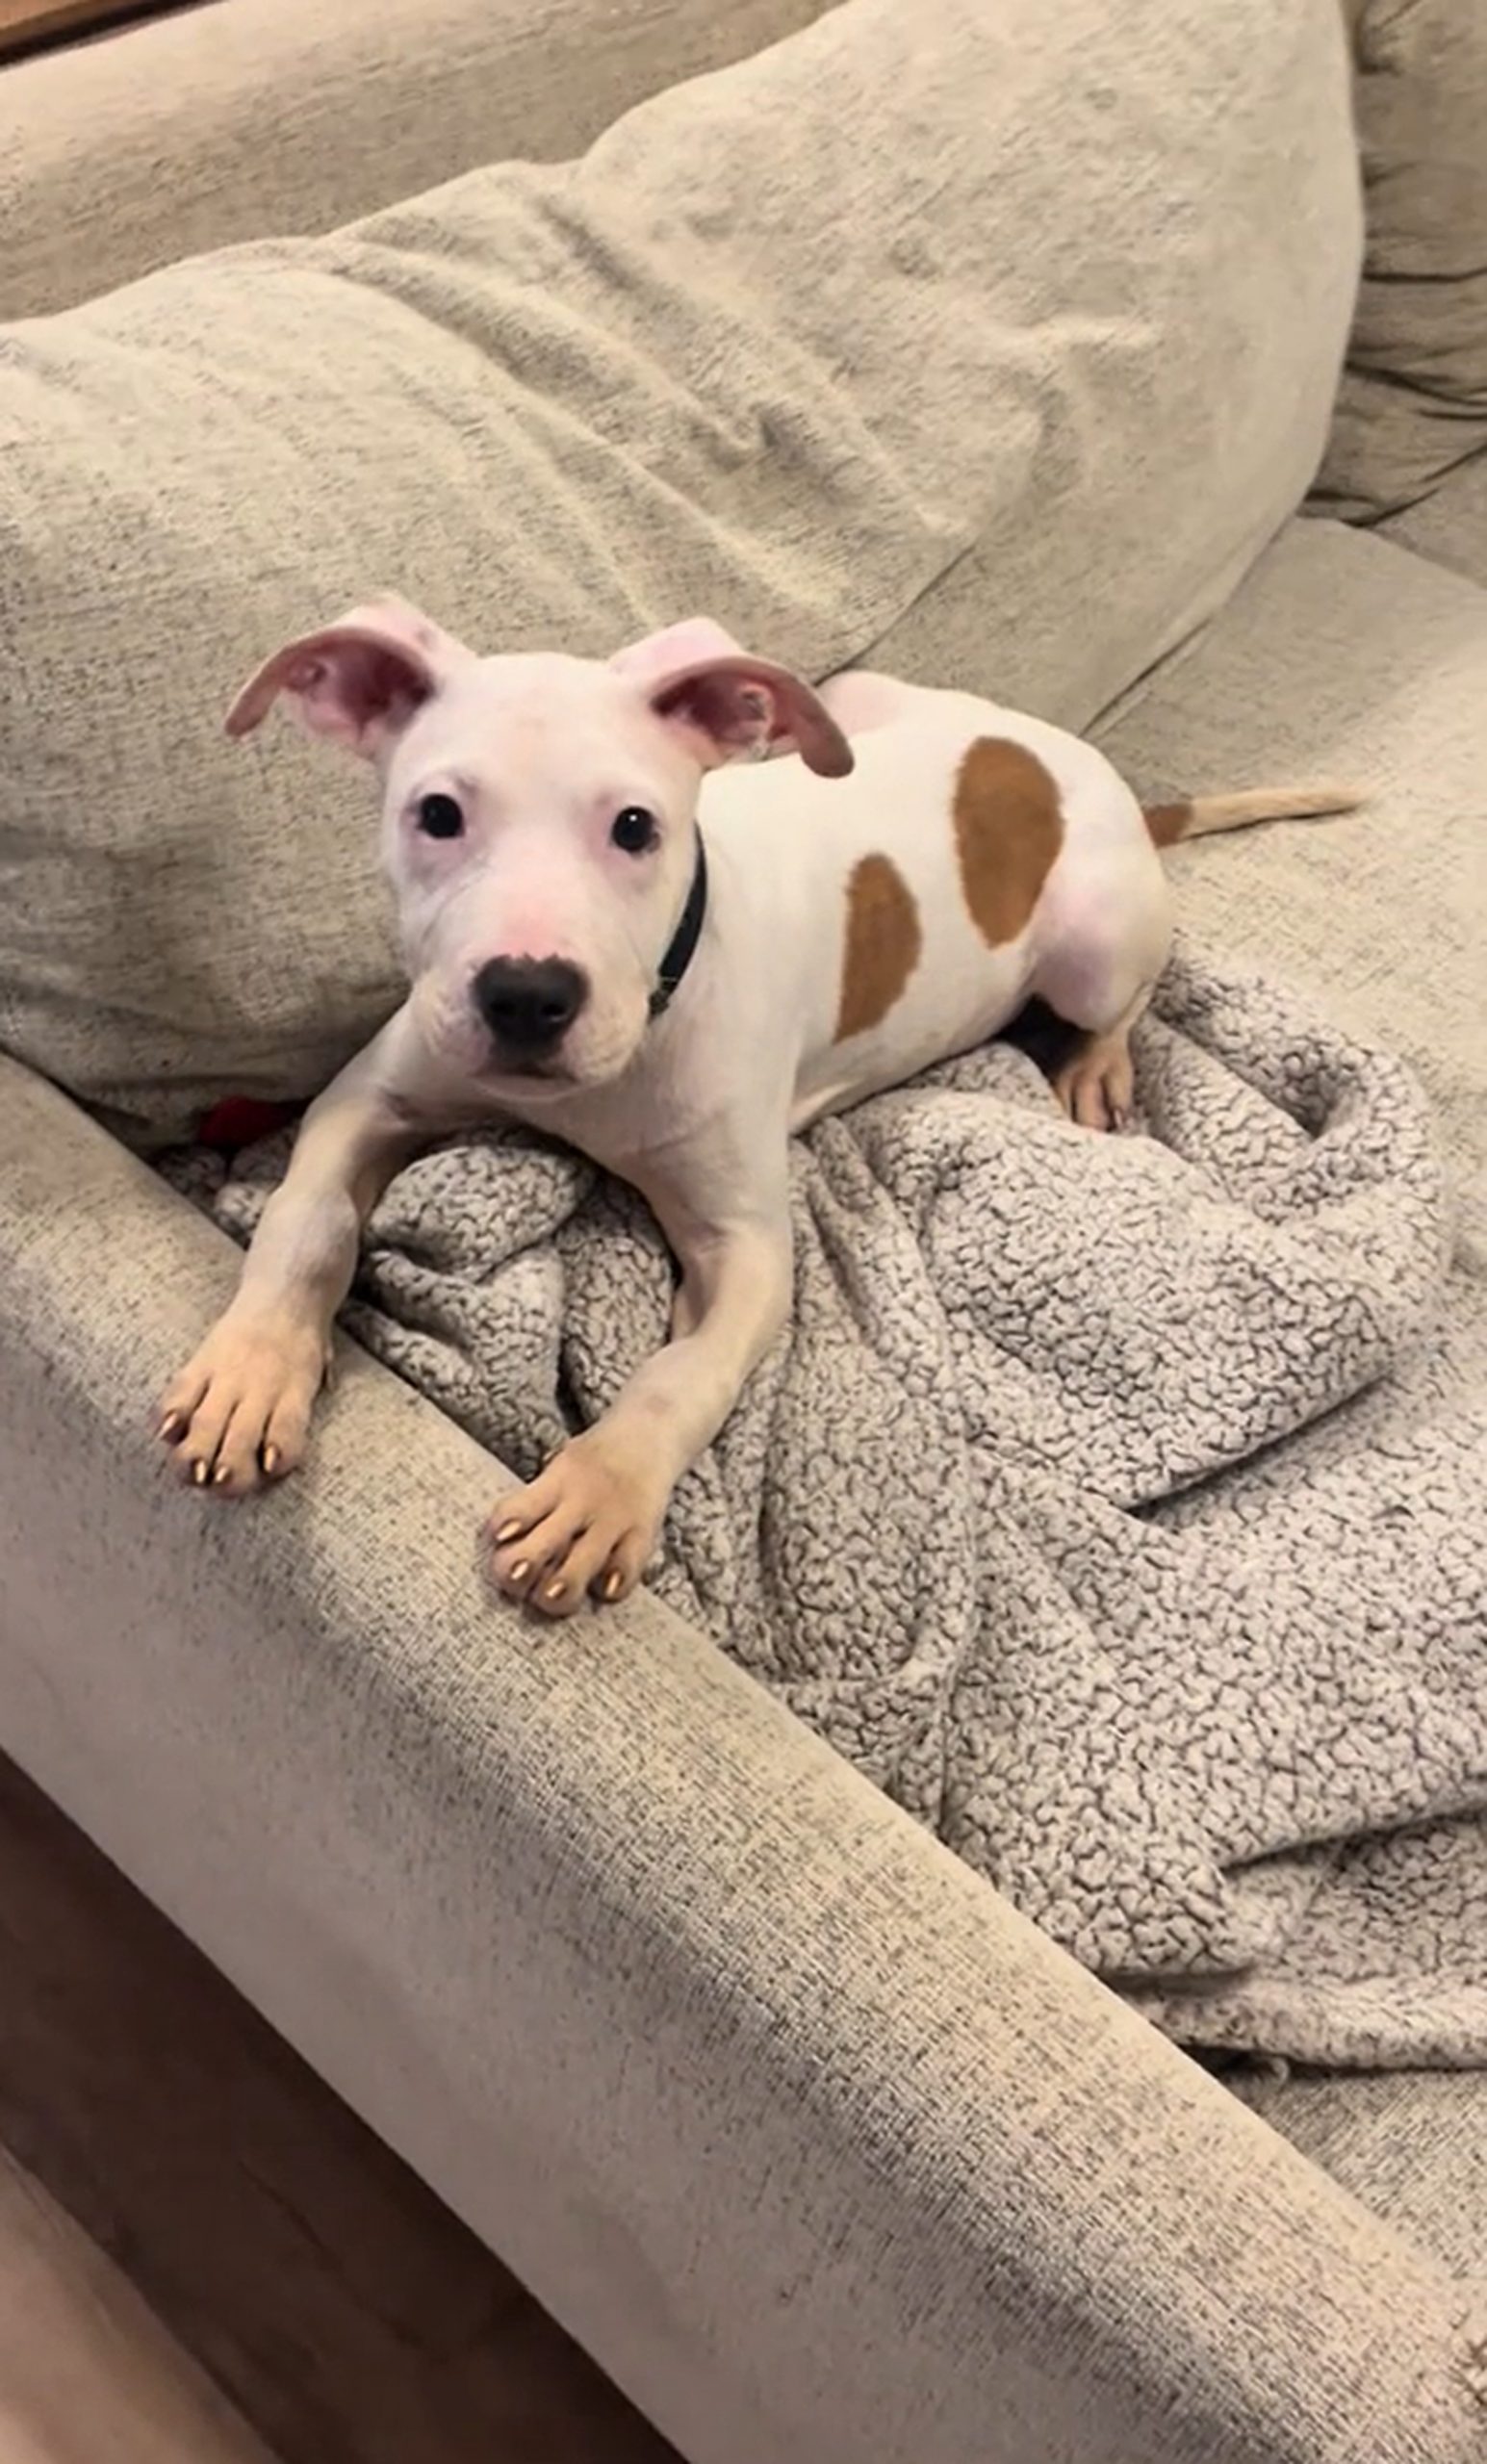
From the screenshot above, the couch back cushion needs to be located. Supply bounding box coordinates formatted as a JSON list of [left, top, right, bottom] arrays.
[[1313, 0, 1487, 520], [0, 0, 1361, 1145], [0, 0, 829, 321]]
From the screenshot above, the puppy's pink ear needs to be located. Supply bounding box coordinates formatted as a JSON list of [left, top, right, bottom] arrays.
[[617, 633, 854, 781], [225, 595, 472, 757], [608, 617, 746, 691]]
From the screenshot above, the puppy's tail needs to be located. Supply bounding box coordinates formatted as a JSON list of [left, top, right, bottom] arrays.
[[1144, 783, 1364, 846]]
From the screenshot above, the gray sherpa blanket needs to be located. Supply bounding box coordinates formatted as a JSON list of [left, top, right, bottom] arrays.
[[170, 945, 1487, 2069]]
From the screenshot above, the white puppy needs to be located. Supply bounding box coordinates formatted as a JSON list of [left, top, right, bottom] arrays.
[[158, 599, 1355, 1615]]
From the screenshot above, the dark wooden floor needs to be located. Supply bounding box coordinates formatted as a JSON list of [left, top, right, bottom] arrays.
[[0, 0, 179, 66], [0, 1750, 678, 2464]]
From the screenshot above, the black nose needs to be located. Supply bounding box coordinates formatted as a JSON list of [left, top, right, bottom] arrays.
[[472, 956, 588, 1056]]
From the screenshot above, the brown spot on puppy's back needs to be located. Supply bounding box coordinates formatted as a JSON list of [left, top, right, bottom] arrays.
[[954, 738, 1064, 945], [835, 854, 922, 1040]]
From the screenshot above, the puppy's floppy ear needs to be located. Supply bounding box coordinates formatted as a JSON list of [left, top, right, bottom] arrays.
[[612, 621, 853, 781], [608, 617, 747, 690], [225, 594, 474, 758]]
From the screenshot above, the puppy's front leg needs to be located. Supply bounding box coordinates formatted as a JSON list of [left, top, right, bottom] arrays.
[[157, 1027, 423, 1496], [488, 1204, 793, 1618]]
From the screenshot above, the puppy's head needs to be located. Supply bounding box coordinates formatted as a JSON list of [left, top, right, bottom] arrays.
[[228, 601, 852, 1096]]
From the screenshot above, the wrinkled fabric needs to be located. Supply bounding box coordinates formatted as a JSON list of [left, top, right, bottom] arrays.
[[172, 946, 1487, 2066]]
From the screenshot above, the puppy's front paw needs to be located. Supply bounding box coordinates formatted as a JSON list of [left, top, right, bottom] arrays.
[[156, 1310, 328, 1497], [487, 1436, 666, 1618]]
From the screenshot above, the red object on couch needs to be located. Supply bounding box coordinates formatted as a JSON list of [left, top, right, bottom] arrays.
[[196, 1096, 300, 1153]]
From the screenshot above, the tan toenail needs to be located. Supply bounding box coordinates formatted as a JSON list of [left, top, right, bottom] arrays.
[[494, 1518, 523, 1543], [213, 1464, 232, 1487], [508, 1559, 530, 1584], [192, 1459, 210, 1487], [262, 1444, 280, 1476], [158, 1411, 185, 1442], [544, 1579, 566, 1604], [602, 1569, 624, 1601]]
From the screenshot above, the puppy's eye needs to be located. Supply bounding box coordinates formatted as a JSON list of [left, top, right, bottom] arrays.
[[417, 792, 465, 840], [611, 806, 658, 856]]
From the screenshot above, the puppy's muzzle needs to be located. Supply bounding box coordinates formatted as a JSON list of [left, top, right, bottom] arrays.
[[472, 956, 589, 1064]]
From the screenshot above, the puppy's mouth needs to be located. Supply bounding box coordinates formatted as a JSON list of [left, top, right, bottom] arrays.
[[485, 1038, 563, 1075], [485, 1050, 575, 1090], [487, 1032, 645, 1100]]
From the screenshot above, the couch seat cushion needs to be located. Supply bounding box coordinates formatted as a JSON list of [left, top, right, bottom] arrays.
[[1096, 517, 1486, 1243], [1230, 2066, 1487, 2292]]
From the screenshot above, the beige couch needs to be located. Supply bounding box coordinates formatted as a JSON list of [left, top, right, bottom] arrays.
[[1, 2, 1484, 2459]]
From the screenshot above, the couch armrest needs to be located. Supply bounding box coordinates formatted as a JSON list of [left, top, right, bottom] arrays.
[[1375, 447, 1487, 593], [0, 1054, 1477, 2464], [0, 0, 825, 320]]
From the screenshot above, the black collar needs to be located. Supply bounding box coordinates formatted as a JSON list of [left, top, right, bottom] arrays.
[[648, 833, 708, 1020]]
